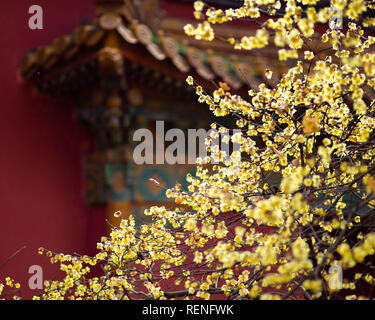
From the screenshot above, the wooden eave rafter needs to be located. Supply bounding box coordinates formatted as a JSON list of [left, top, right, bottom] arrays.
[[20, 6, 285, 95]]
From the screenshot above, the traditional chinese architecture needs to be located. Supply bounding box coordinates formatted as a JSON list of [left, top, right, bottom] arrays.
[[20, 0, 291, 232]]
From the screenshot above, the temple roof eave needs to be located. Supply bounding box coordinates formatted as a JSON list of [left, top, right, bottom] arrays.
[[20, 9, 289, 95]]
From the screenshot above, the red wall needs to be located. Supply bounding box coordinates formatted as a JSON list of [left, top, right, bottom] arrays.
[[0, 1, 106, 299]]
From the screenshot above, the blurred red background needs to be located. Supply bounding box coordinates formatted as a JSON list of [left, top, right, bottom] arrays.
[[0, 0, 103, 299]]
